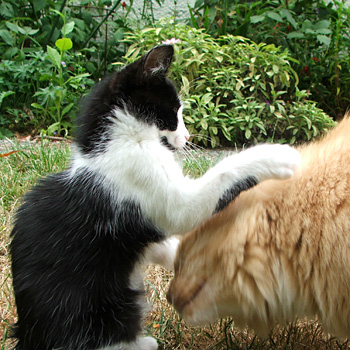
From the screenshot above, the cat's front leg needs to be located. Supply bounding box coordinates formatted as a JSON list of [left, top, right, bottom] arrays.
[[232, 143, 301, 181], [206, 144, 300, 184], [145, 237, 180, 271], [204, 143, 300, 213], [164, 143, 300, 233]]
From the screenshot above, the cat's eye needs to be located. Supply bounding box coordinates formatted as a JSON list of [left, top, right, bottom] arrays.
[[173, 107, 179, 113]]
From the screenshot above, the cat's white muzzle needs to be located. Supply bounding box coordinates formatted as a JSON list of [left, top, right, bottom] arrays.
[[160, 106, 190, 149]]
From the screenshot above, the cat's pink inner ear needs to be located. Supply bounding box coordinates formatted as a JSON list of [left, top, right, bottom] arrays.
[[144, 45, 174, 77]]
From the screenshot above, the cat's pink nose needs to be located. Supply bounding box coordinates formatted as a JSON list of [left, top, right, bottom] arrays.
[[185, 135, 190, 141]]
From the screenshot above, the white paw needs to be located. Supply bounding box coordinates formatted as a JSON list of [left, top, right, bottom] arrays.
[[146, 237, 180, 271], [112, 336, 158, 350], [161, 236, 180, 271], [136, 336, 158, 350], [243, 144, 301, 181]]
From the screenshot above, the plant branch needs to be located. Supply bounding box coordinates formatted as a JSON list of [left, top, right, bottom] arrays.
[[45, 0, 68, 46], [82, 0, 122, 48]]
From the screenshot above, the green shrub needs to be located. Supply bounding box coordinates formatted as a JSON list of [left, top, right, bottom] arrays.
[[187, 0, 350, 119], [0, 0, 131, 137], [122, 21, 335, 147], [0, 35, 94, 138]]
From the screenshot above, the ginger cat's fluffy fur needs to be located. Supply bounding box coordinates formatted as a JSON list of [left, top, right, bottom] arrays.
[[167, 114, 350, 338]]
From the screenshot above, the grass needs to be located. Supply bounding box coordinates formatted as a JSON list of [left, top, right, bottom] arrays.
[[1, 139, 349, 349]]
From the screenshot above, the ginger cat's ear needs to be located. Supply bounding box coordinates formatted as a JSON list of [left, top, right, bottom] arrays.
[[143, 45, 174, 77]]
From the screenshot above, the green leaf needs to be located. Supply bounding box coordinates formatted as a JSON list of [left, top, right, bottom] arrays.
[[0, 91, 15, 106], [184, 115, 195, 123], [33, 0, 47, 12], [62, 21, 75, 36], [31, 103, 46, 111], [181, 75, 190, 96], [47, 122, 60, 135], [274, 111, 283, 119], [221, 125, 232, 141], [209, 126, 218, 135], [245, 128, 252, 139], [317, 35, 331, 46], [200, 119, 208, 130], [315, 28, 331, 35], [266, 11, 282, 22], [65, 73, 90, 85], [202, 93, 213, 105], [55, 38, 73, 52], [86, 61, 96, 74], [3, 47, 18, 59], [305, 28, 316, 35], [22, 26, 39, 36], [0, 29, 13, 46], [5, 22, 26, 35], [62, 103, 74, 116], [250, 15, 265, 24], [0, 2, 14, 18], [47, 45, 61, 69], [287, 31, 304, 39], [314, 20, 330, 30], [280, 9, 297, 29]]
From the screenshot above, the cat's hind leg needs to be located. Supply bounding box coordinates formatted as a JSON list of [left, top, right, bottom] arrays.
[[145, 237, 180, 271]]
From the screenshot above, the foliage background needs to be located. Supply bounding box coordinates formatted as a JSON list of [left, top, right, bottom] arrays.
[[0, 0, 349, 146], [1, 1, 350, 349]]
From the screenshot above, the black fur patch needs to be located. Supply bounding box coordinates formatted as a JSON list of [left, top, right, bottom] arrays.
[[160, 136, 176, 152], [214, 176, 258, 213], [10, 171, 164, 350]]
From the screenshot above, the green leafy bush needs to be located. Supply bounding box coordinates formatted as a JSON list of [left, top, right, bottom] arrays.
[[0, 19, 94, 137], [187, 0, 350, 119], [122, 21, 335, 147], [0, 0, 131, 137]]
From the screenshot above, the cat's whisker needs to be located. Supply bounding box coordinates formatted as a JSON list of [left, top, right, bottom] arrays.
[[186, 140, 207, 152], [189, 134, 214, 144], [180, 145, 206, 174], [178, 148, 199, 169]]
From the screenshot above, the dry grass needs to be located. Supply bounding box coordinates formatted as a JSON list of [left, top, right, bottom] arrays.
[[1, 140, 349, 349], [1, 207, 16, 350]]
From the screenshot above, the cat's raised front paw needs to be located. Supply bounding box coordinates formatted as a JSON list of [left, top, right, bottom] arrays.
[[246, 144, 301, 181]]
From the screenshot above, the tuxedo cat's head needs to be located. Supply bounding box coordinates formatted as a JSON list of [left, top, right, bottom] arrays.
[[75, 45, 189, 154]]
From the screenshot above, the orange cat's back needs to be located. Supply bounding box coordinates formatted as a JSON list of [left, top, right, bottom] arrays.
[[168, 114, 350, 338]]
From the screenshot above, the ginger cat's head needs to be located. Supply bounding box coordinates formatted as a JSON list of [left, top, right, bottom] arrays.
[[167, 220, 226, 326], [167, 194, 276, 334]]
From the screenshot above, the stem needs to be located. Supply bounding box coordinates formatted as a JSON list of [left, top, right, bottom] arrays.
[[45, 0, 68, 46], [223, 0, 228, 35], [82, 0, 122, 48]]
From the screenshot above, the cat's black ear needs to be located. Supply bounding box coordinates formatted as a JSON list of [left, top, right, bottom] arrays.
[[143, 45, 174, 78]]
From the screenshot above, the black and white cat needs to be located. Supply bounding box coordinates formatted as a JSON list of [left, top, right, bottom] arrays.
[[10, 45, 300, 350]]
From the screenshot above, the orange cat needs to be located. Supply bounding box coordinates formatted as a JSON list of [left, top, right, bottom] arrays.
[[167, 114, 350, 338]]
